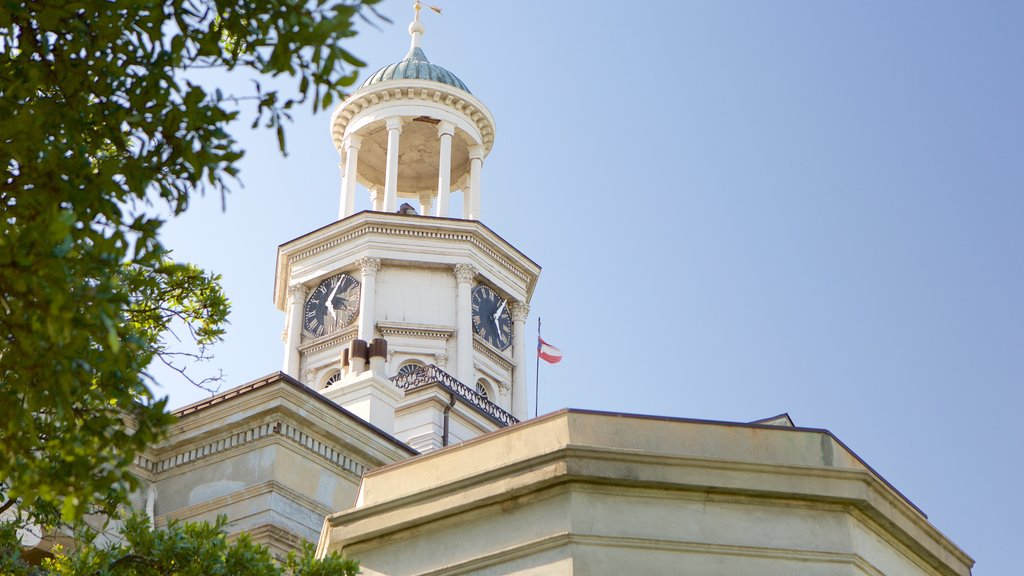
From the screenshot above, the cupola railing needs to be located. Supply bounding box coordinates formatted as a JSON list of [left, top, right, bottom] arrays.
[[391, 364, 518, 427]]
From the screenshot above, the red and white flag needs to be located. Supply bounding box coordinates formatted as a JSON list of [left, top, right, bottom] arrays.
[[538, 337, 563, 364]]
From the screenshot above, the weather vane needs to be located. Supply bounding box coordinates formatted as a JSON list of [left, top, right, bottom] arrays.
[[414, 0, 443, 19]]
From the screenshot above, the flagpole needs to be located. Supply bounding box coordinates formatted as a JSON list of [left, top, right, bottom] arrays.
[[534, 316, 541, 418]]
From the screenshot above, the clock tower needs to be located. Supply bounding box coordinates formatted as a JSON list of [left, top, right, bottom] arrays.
[[273, 7, 540, 452]]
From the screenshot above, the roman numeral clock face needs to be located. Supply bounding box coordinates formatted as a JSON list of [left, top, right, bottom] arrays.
[[471, 284, 512, 351], [303, 273, 361, 338]]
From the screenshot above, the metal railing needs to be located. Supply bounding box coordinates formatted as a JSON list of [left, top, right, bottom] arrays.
[[391, 364, 519, 427]]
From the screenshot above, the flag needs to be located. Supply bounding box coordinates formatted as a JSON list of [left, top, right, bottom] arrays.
[[538, 337, 563, 364]]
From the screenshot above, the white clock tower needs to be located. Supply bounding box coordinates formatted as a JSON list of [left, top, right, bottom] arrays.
[[273, 7, 540, 452]]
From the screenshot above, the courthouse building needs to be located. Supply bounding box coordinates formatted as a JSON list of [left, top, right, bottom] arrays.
[[131, 8, 973, 575]]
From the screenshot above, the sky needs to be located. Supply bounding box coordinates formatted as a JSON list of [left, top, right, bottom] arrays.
[[153, 2, 1022, 574]]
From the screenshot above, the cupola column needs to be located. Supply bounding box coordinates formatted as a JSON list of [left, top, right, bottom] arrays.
[[454, 263, 478, 385], [418, 191, 433, 216], [283, 284, 308, 378], [468, 145, 484, 220], [357, 257, 381, 340], [370, 186, 384, 211], [383, 118, 403, 212], [435, 121, 455, 217], [339, 134, 362, 219], [509, 301, 529, 420]]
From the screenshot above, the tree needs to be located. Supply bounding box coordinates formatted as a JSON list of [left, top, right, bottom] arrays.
[[0, 0, 383, 525], [0, 513, 359, 575]]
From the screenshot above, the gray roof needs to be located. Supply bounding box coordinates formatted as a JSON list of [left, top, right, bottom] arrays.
[[360, 47, 470, 93]]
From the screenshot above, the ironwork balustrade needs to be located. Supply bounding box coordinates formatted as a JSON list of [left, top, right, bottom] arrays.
[[391, 364, 518, 427]]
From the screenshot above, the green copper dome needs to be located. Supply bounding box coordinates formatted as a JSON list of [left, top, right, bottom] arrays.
[[360, 47, 470, 94]]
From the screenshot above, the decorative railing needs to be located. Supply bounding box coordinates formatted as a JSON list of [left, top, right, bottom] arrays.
[[391, 364, 519, 427]]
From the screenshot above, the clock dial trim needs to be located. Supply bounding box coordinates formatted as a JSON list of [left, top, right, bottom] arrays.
[[303, 273, 362, 338], [471, 283, 512, 351]]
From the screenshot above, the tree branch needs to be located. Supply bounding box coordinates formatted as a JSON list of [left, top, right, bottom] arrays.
[[0, 497, 17, 516]]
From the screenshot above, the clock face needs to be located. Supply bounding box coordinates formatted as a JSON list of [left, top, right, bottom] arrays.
[[304, 273, 361, 337], [471, 284, 512, 351]]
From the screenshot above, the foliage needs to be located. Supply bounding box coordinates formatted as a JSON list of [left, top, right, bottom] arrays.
[[0, 0, 382, 525], [0, 513, 359, 575]]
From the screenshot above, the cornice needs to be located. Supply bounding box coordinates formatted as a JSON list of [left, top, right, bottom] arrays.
[[142, 416, 369, 480], [377, 321, 454, 341], [404, 530, 888, 576], [473, 336, 515, 372], [162, 373, 417, 458], [330, 80, 495, 155], [292, 222, 527, 283], [246, 524, 307, 554], [299, 326, 358, 355], [274, 212, 541, 310], [158, 480, 334, 521]]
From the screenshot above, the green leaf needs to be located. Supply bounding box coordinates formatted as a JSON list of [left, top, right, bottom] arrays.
[[0, 0, 377, 529]]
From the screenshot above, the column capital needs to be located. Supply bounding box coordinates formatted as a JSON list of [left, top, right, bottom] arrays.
[[385, 116, 404, 132], [437, 120, 456, 138], [468, 144, 485, 161], [344, 133, 363, 150], [509, 301, 530, 322], [358, 257, 381, 275], [433, 353, 449, 368], [287, 283, 308, 303], [454, 263, 478, 284]]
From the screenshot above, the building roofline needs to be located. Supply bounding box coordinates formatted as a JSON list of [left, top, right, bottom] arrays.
[[548, 408, 927, 518], [172, 371, 418, 456], [276, 210, 541, 270], [365, 406, 924, 518]]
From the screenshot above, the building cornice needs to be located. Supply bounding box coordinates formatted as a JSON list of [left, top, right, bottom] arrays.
[[156, 479, 333, 527], [140, 416, 369, 480], [473, 336, 515, 372], [161, 372, 416, 458], [377, 321, 454, 341], [299, 326, 358, 355], [331, 79, 495, 156], [274, 212, 541, 311]]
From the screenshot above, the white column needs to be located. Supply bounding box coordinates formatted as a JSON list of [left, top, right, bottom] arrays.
[[383, 117, 403, 213], [339, 134, 362, 219], [468, 144, 483, 220], [370, 186, 384, 211], [435, 121, 455, 217], [510, 301, 529, 421], [283, 284, 308, 378], [357, 257, 381, 340], [454, 263, 477, 385], [462, 184, 473, 219], [418, 191, 433, 216]]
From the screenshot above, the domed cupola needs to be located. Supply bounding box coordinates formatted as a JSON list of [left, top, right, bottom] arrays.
[[360, 46, 471, 94], [277, 2, 539, 432], [330, 3, 495, 221]]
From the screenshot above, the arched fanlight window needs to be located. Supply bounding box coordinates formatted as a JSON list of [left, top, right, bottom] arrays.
[[397, 362, 422, 377], [475, 378, 490, 400], [325, 371, 342, 388]]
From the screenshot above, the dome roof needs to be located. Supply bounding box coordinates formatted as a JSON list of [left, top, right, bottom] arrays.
[[360, 47, 470, 94]]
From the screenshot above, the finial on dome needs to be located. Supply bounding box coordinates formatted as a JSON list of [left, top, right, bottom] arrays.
[[409, 1, 442, 49]]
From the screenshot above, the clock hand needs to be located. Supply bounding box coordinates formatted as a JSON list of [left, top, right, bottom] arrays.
[[324, 281, 343, 328], [327, 280, 341, 304], [493, 299, 507, 323]]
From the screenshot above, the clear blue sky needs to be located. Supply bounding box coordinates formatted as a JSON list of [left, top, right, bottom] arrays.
[[155, 2, 1022, 573]]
